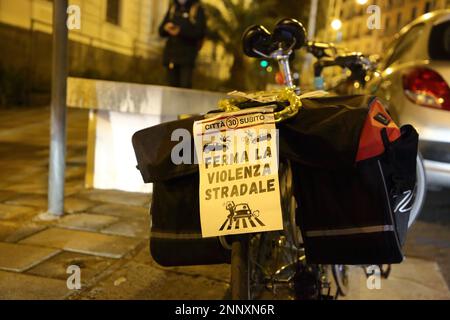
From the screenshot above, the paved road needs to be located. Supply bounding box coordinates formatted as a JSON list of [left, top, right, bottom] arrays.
[[0, 106, 448, 300]]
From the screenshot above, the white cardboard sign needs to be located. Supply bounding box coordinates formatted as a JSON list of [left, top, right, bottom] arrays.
[[193, 107, 283, 238]]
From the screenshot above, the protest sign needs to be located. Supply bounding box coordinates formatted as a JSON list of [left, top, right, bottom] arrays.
[[194, 107, 283, 238]]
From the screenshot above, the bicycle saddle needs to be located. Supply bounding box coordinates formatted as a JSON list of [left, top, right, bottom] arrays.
[[272, 18, 306, 50], [242, 25, 272, 58]]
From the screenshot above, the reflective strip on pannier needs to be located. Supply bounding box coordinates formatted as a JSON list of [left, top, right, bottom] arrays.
[[306, 225, 395, 237]]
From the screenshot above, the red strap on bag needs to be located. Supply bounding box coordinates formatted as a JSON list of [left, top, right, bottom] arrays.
[[356, 99, 401, 162]]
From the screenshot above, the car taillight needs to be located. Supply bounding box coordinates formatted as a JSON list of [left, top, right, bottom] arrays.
[[403, 68, 450, 111]]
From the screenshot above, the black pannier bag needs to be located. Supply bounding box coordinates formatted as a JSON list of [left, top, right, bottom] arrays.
[[132, 115, 230, 267], [279, 95, 418, 265]]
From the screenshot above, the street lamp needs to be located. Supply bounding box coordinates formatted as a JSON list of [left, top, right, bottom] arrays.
[[331, 18, 342, 31]]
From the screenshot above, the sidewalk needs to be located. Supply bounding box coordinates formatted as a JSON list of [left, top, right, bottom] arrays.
[[0, 106, 448, 300], [0, 106, 229, 299]]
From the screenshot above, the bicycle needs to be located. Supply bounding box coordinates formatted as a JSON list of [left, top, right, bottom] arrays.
[[132, 18, 420, 301], [222, 20, 346, 300]]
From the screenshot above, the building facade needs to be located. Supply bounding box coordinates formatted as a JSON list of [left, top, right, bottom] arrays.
[[323, 0, 449, 54], [0, 0, 231, 106]]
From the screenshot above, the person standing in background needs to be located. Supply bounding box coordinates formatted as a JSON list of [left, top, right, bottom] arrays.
[[159, 0, 206, 89]]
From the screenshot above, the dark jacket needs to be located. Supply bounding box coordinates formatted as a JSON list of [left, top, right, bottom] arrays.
[[159, 0, 206, 67]]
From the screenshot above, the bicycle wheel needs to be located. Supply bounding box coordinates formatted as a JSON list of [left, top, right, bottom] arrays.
[[231, 160, 295, 300], [231, 232, 273, 300], [332, 264, 349, 297], [409, 153, 426, 227], [230, 160, 327, 300]]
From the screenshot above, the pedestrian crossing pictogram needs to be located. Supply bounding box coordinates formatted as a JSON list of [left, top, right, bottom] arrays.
[[219, 215, 265, 231], [218, 201, 265, 231]]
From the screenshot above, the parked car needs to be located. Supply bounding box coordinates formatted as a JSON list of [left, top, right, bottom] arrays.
[[368, 10, 450, 189]]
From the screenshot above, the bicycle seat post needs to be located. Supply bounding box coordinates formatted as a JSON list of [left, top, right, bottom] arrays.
[[274, 49, 295, 89]]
